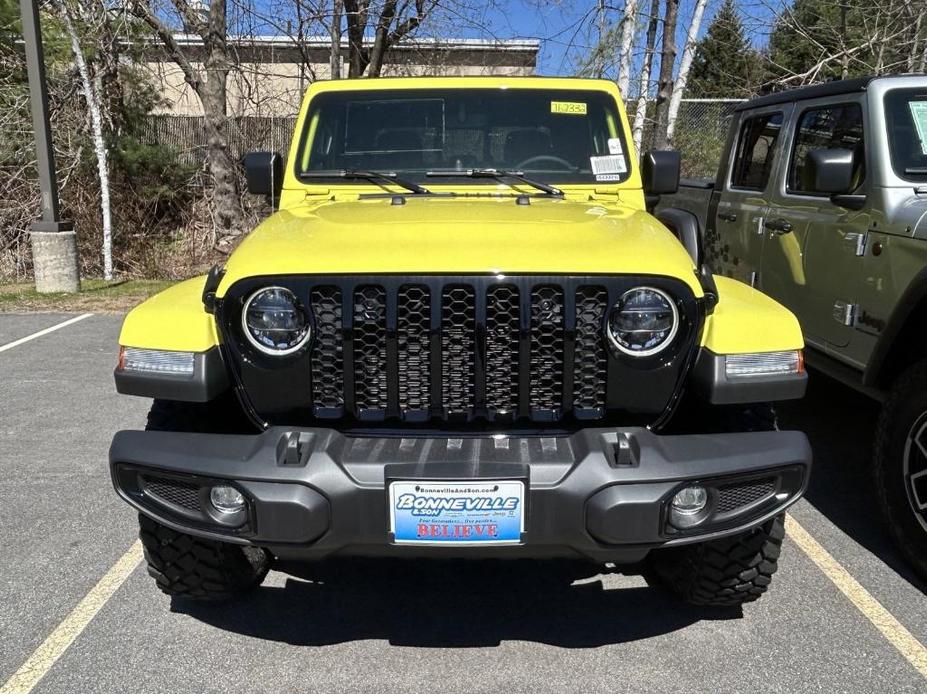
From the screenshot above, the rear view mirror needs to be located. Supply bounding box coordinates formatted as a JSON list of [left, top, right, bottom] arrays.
[[243, 151, 283, 200], [641, 150, 681, 196], [805, 148, 855, 194]]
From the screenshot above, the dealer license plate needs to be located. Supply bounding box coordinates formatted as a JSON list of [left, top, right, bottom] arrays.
[[389, 480, 525, 545]]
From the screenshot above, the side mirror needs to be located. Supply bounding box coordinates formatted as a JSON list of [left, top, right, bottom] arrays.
[[243, 151, 283, 200], [641, 150, 681, 197], [805, 148, 855, 194]]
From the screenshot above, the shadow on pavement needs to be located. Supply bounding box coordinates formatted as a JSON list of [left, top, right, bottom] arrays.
[[175, 560, 739, 647], [778, 371, 926, 593]]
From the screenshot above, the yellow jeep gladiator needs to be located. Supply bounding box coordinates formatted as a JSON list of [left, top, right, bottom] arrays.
[[109, 77, 811, 607]]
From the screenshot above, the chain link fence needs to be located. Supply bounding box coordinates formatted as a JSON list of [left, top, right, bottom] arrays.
[[136, 98, 746, 177]]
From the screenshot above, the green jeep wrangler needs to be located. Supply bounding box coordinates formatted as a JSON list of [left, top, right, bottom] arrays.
[[661, 74, 927, 580], [109, 76, 811, 607]]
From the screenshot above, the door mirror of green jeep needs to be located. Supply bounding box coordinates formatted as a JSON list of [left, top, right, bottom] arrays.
[[243, 151, 284, 201], [806, 148, 855, 194], [642, 150, 681, 196]]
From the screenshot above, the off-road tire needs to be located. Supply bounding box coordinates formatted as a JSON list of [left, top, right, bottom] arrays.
[[139, 515, 270, 601], [649, 514, 785, 607], [874, 360, 927, 581], [139, 397, 269, 601]]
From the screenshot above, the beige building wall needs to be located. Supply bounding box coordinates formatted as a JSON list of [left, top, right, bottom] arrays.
[[141, 38, 539, 117]]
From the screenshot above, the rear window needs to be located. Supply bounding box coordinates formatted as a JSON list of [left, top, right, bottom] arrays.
[[730, 112, 783, 191], [885, 88, 927, 182]]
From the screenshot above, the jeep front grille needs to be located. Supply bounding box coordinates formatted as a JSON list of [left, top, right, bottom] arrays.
[[306, 277, 612, 422]]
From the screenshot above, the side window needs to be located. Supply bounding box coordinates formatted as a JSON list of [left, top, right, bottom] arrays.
[[788, 103, 864, 194], [730, 112, 783, 190]]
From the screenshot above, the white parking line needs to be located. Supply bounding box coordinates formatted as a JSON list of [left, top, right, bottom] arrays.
[[0, 541, 143, 694], [0, 314, 93, 353], [786, 514, 927, 680]]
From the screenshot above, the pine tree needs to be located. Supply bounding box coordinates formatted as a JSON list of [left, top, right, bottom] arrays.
[[688, 0, 762, 98]]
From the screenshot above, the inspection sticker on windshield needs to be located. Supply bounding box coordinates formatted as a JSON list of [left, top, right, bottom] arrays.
[[909, 101, 927, 154], [608, 138, 624, 155], [389, 480, 524, 545], [590, 154, 627, 180], [551, 101, 587, 115]]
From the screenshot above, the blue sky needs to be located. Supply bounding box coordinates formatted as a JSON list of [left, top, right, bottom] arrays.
[[431, 0, 783, 76]]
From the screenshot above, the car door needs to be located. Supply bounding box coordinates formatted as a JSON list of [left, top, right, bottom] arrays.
[[761, 98, 870, 351], [713, 106, 790, 286]]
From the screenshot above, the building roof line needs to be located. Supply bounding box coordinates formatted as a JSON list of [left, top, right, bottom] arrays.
[[155, 33, 540, 52]]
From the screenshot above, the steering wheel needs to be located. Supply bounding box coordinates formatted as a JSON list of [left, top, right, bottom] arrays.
[[515, 155, 574, 171]]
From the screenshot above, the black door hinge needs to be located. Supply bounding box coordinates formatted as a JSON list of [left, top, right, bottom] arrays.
[[202, 264, 226, 314]]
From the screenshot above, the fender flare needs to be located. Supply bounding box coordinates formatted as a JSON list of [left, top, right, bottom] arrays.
[[863, 266, 927, 387], [655, 207, 701, 266]]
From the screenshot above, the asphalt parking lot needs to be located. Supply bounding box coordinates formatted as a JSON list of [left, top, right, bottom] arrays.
[[1, 312, 925, 693]]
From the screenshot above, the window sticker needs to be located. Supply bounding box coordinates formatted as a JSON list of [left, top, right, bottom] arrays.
[[909, 101, 927, 155], [607, 138, 624, 155], [590, 154, 627, 180], [550, 101, 587, 115]]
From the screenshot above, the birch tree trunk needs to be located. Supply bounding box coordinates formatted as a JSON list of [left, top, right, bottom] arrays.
[[616, 0, 639, 99], [665, 0, 707, 144], [633, 0, 660, 155], [652, 0, 680, 150], [58, 0, 113, 279]]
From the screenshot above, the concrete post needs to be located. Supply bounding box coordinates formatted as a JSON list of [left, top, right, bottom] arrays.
[[20, 0, 80, 293]]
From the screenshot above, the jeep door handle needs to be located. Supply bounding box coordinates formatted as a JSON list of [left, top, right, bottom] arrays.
[[718, 211, 738, 222], [766, 218, 793, 234]]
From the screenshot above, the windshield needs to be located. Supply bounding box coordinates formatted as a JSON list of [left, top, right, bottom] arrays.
[[885, 88, 927, 182], [295, 88, 631, 185]]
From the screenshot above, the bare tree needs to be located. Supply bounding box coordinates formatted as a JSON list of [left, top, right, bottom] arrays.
[[616, 0, 639, 99], [632, 0, 660, 154], [131, 0, 243, 244], [651, 0, 679, 150], [343, 0, 439, 77], [665, 0, 707, 145], [331, 0, 343, 78], [57, 0, 114, 279]]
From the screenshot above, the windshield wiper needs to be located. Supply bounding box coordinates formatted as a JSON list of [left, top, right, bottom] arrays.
[[426, 168, 564, 197], [298, 169, 431, 195]]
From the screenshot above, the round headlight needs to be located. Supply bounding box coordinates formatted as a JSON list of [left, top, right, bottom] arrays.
[[242, 286, 311, 355], [607, 287, 678, 357]]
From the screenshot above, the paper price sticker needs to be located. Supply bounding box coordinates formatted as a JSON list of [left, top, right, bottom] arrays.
[[551, 101, 587, 115]]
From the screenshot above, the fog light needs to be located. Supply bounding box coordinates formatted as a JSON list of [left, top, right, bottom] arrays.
[[669, 485, 710, 529], [210, 485, 245, 514]]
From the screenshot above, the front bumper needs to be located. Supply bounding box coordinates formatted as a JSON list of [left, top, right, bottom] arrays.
[[110, 427, 811, 563]]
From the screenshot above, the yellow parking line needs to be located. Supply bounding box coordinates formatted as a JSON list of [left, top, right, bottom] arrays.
[[0, 541, 143, 694], [0, 314, 93, 353], [786, 514, 927, 679]]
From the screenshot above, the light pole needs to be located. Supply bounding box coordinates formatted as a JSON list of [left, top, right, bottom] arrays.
[[20, 0, 80, 292]]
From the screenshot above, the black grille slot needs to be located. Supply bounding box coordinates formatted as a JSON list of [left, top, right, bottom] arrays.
[[485, 285, 520, 414], [529, 286, 564, 412], [310, 286, 343, 409], [354, 285, 388, 412], [441, 286, 476, 414], [573, 286, 608, 411], [143, 476, 201, 512], [716, 478, 776, 514], [397, 284, 431, 413]]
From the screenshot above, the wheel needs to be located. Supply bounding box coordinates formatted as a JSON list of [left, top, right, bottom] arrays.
[[139, 514, 270, 601], [874, 360, 927, 581], [649, 514, 785, 607], [139, 397, 269, 601]]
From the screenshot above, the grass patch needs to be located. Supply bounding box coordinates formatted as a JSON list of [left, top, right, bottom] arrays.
[[0, 279, 175, 314]]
